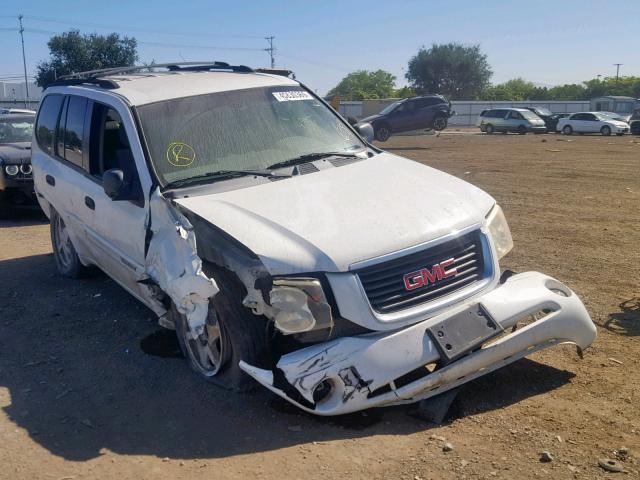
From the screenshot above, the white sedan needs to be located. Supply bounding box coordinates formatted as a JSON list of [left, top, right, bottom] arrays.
[[557, 112, 629, 136]]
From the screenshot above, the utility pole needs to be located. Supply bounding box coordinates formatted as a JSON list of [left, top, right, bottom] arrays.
[[265, 36, 275, 68], [614, 63, 623, 83], [18, 14, 30, 108]]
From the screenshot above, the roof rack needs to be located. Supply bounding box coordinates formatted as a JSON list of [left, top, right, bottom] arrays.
[[50, 62, 254, 89], [255, 68, 295, 79]]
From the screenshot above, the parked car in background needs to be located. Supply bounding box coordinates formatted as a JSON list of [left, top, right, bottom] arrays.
[[629, 108, 640, 135], [358, 94, 453, 142], [557, 112, 629, 136], [31, 63, 596, 416], [476, 108, 546, 134], [0, 113, 36, 217], [522, 106, 565, 132], [0, 108, 37, 115]]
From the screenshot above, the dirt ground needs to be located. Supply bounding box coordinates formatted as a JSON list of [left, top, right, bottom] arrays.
[[1, 131, 639, 480]]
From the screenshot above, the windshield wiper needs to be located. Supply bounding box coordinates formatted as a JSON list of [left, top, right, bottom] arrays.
[[267, 151, 364, 170], [165, 168, 290, 189]]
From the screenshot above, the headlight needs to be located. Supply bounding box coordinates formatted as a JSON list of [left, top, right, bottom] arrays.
[[269, 278, 333, 334], [5, 165, 19, 176], [20, 164, 32, 175], [486, 204, 513, 259]]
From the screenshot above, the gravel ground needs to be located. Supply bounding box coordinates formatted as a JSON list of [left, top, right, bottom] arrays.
[[0, 131, 638, 479]]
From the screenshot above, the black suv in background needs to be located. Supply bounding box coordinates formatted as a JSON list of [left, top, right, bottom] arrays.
[[630, 108, 640, 135], [522, 106, 567, 132], [358, 95, 453, 142]]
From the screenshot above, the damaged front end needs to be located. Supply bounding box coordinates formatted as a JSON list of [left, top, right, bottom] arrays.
[[240, 272, 596, 415]]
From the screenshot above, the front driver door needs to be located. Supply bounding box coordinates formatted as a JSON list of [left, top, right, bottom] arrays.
[[80, 98, 153, 304], [390, 101, 417, 133]]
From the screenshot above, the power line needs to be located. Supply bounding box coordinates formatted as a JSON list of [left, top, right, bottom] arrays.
[[21, 14, 265, 39]]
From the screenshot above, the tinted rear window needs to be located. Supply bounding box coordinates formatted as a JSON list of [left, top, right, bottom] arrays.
[[36, 94, 64, 155]]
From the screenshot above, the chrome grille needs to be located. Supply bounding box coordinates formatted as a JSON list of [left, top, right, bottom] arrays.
[[356, 231, 484, 314]]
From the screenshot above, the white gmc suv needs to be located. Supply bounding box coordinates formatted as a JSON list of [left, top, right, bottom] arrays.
[[31, 63, 596, 415]]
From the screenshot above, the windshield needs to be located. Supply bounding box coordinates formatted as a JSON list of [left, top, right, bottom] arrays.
[[137, 86, 365, 186], [0, 118, 34, 143], [520, 110, 541, 121], [595, 112, 621, 121], [533, 107, 552, 116], [379, 100, 403, 116]]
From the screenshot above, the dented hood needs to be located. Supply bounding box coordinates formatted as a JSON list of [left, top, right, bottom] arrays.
[[174, 152, 495, 274]]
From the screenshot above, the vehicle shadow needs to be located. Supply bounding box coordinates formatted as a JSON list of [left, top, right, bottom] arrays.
[[0, 208, 48, 228], [0, 253, 574, 461], [602, 298, 640, 336]]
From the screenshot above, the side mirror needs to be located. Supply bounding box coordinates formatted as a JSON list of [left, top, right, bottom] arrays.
[[354, 122, 374, 142], [103, 169, 126, 199]]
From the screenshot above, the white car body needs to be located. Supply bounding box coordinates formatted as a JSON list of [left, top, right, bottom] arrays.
[[557, 112, 629, 135], [31, 65, 596, 415]]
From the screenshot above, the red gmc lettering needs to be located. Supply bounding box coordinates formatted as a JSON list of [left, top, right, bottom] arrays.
[[403, 258, 458, 291]]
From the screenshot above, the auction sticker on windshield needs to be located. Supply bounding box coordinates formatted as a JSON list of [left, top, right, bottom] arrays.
[[272, 91, 313, 102], [166, 142, 196, 167]]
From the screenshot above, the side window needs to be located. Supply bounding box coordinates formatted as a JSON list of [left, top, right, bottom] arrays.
[[89, 103, 138, 185], [63, 97, 88, 167], [35, 94, 64, 155], [584, 114, 596, 121]]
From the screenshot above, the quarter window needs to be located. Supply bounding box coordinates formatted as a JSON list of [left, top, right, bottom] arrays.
[[35, 94, 64, 155]]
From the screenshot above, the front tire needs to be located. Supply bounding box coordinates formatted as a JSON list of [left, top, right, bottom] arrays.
[[173, 268, 269, 392], [50, 208, 89, 278], [374, 124, 391, 142], [485, 124, 494, 134], [601, 125, 611, 136], [433, 115, 448, 131], [517, 125, 527, 135], [562, 125, 573, 135]]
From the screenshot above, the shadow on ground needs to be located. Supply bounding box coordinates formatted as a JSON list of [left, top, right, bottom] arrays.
[[0, 253, 574, 461], [603, 297, 640, 336], [0, 207, 48, 227]]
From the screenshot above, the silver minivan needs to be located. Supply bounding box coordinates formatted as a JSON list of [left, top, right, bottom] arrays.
[[476, 108, 547, 134]]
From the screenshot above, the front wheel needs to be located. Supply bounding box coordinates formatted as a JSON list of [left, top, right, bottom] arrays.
[[601, 125, 611, 136], [562, 125, 573, 135], [173, 268, 269, 392], [485, 124, 494, 134], [517, 125, 527, 135], [433, 115, 448, 131], [374, 124, 391, 142]]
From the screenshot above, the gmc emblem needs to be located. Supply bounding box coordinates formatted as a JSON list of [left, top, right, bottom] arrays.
[[403, 258, 458, 291]]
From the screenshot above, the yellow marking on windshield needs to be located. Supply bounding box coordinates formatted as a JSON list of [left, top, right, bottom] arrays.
[[166, 142, 196, 167]]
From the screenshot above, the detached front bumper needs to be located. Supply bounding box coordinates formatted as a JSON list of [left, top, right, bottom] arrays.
[[240, 272, 596, 416]]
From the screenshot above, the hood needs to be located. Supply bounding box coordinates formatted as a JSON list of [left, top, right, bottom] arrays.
[[0, 142, 31, 164], [175, 152, 495, 274], [358, 114, 383, 124]]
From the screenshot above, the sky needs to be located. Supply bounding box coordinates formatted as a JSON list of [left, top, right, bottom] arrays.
[[1, 0, 639, 95]]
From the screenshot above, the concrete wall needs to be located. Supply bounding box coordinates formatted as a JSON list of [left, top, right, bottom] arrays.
[[340, 99, 591, 126]]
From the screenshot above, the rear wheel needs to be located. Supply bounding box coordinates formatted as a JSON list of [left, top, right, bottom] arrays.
[[562, 125, 573, 135], [485, 124, 494, 134], [173, 268, 269, 392], [433, 115, 448, 131], [50, 208, 89, 278], [600, 125, 611, 136], [374, 124, 391, 142]]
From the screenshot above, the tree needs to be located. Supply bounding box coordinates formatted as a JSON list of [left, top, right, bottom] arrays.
[[394, 86, 416, 98], [483, 78, 537, 101], [36, 30, 138, 88], [546, 83, 587, 100], [406, 43, 492, 100], [327, 70, 396, 100]]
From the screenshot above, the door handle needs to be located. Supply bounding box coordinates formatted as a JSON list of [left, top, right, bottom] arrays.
[[84, 196, 95, 210], [45, 175, 55, 186]]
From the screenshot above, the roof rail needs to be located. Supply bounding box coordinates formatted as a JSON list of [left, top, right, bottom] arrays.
[[50, 62, 254, 89]]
